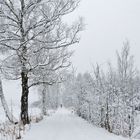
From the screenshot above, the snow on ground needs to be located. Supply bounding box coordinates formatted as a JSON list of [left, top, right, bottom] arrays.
[[23, 108, 133, 140]]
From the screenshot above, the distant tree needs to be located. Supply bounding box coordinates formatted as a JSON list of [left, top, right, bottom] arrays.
[[116, 42, 136, 136]]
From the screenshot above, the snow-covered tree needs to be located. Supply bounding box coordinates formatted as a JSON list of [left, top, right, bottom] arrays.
[[61, 43, 140, 137], [0, 0, 83, 125]]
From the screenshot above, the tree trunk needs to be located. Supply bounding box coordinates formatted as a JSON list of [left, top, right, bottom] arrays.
[[42, 85, 47, 116], [100, 107, 104, 128], [105, 99, 111, 132], [20, 71, 29, 125], [0, 78, 17, 123]]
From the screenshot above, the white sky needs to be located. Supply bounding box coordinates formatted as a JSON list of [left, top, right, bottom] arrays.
[[66, 0, 140, 73]]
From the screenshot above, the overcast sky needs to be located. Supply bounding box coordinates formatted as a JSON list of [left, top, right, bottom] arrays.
[[66, 0, 140, 73]]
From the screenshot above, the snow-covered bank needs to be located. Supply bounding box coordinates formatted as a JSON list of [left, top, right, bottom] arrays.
[[23, 108, 133, 140]]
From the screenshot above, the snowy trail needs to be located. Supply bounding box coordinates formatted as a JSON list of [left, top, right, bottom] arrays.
[[23, 108, 129, 140]]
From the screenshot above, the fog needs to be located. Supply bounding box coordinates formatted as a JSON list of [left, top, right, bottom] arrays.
[[67, 0, 140, 72]]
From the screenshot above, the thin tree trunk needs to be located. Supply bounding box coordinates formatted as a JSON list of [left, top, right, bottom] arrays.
[[0, 78, 17, 123], [100, 107, 104, 128], [42, 85, 47, 116], [20, 71, 29, 125], [105, 98, 111, 132]]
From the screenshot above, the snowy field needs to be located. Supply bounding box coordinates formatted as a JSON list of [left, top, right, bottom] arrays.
[[23, 108, 135, 140]]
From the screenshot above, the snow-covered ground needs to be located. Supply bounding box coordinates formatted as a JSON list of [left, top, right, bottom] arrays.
[[0, 80, 43, 140], [23, 108, 133, 140], [0, 80, 139, 140]]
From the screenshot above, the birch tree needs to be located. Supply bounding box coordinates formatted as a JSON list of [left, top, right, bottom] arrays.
[[0, 0, 83, 125]]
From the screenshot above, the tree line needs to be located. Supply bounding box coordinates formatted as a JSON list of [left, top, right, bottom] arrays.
[[62, 43, 140, 137]]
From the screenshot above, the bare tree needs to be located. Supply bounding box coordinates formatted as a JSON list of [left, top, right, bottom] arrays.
[[0, 0, 83, 125], [116, 42, 136, 136]]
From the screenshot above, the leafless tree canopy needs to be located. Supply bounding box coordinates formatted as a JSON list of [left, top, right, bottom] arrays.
[[0, 0, 83, 124]]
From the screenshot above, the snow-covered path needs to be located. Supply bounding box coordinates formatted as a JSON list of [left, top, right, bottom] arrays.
[[23, 108, 129, 140]]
